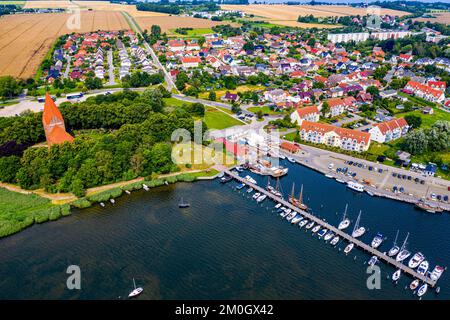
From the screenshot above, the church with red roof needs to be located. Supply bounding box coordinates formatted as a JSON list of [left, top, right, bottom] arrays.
[[42, 93, 74, 147]]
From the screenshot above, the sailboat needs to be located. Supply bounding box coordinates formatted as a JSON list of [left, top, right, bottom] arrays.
[[338, 204, 350, 230], [388, 230, 400, 257], [351, 210, 365, 238], [128, 278, 143, 298], [267, 177, 283, 198], [289, 183, 308, 210], [179, 197, 190, 208], [396, 232, 411, 262]]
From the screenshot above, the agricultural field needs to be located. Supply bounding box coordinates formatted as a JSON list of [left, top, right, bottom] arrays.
[[414, 12, 450, 24], [136, 16, 231, 33], [24, 0, 168, 17], [221, 4, 408, 28], [0, 11, 128, 78]]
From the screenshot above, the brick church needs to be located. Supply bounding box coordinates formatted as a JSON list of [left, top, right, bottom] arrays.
[[42, 93, 74, 147]]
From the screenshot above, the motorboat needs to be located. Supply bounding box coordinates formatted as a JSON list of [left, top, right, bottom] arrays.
[[351, 211, 365, 238], [286, 211, 297, 221], [388, 230, 400, 257], [235, 166, 243, 172], [347, 181, 364, 192], [256, 194, 267, 203], [128, 278, 143, 298], [287, 157, 296, 163], [178, 197, 190, 208], [317, 228, 328, 238], [220, 175, 233, 183], [325, 173, 334, 178], [252, 192, 261, 199], [247, 187, 254, 193], [335, 178, 345, 183], [236, 183, 245, 190], [344, 243, 354, 254], [299, 220, 308, 228], [324, 231, 334, 242], [244, 175, 257, 184], [417, 260, 429, 276], [291, 215, 303, 224], [368, 256, 378, 266], [417, 284, 428, 297], [338, 204, 350, 230], [392, 269, 401, 281], [305, 221, 315, 229], [274, 203, 282, 209], [408, 252, 425, 269], [371, 232, 384, 249], [430, 266, 444, 282], [395, 232, 411, 262], [330, 236, 340, 246], [281, 209, 291, 218], [311, 225, 321, 233], [410, 279, 420, 290]]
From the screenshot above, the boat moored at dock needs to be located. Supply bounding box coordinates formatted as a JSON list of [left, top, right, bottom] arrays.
[[346, 181, 364, 193], [344, 243, 354, 254], [408, 252, 425, 269], [371, 233, 384, 249], [351, 211, 366, 238]]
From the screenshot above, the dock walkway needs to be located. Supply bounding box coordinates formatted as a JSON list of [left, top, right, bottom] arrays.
[[225, 169, 437, 287]]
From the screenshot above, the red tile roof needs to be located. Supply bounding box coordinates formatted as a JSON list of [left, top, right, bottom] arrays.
[[300, 121, 370, 145], [373, 118, 408, 135], [296, 105, 319, 118]]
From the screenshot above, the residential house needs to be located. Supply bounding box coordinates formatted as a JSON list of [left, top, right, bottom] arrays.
[[369, 118, 409, 143], [290, 106, 320, 125]]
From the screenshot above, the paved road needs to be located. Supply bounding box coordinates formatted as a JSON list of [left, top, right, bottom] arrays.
[[63, 55, 71, 79], [107, 50, 116, 86]]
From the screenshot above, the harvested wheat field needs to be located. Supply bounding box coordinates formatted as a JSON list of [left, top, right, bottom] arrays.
[[221, 4, 408, 28], [0, 11, 129, 78], [135, 16, 235, 33], [414, 13, 450, 25], [24, 0, 168, 17]]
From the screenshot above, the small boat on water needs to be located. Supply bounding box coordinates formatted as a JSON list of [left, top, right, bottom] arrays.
[[408, 252, 425, 269], [249, 162, 288, 178], [351, 211, 365, 238], [287, 157, 296, 163], [312, 225, 321, 233], [317, 228, 328, 238], [252, 192, 261, 199], [220, 175, 232, 183], [235, 166, 243, 172], [330, 236, 340, 246], [274, 203, 282, 209], [392, 269, 401, 281], [347, 181, 364, 193], [396, 232, 411, 262], [288, 183, 308, 210], [299, 220, 308, 228], [417, 260, 429, 276], [344, 243, 354, 254], [291, 215, 303, 224], [325, 173, 334, 178], [305, 221, 315, 230], [143, 184, 149, 191], [286, 211, 297, 221], [324, 231, 334, 242], [266, 177, 283, 197], [179, 197, 190, 208], [430, 265, 444, 281], [338, 204, 350, 230], [368, 256, 378, 267], [236, 183, 245, 190], [410, 279, 420, 291], [388, 230, 400, 257], [281, 209, 291, 218], [256, 194, 267, 203], [128, 278, 143, 298], [335, 178, 345, 184], [247, 187, 254, 193], [244, 175, 257, 184], [436, 287, 441, 294], [415, 199, 444, 214], [417, 283, 428, 297], [125, 190, 131, 195], [371, 232, 384, 249]]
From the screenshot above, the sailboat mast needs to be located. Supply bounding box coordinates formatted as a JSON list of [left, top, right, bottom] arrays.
[[291, 182, 295, 199], [353, 210, 361, 233], [343, 203, 348, 219], [133, 278, 136, 289], [393, 230, 399, 246], [299, 184, 304, 204]]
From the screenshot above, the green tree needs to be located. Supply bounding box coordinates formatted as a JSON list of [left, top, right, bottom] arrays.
[[403, 129, 428, 154], [141, 88, 165, 113], [404, 115, 422, 129], [208, 90, 217, 101], [0, 76, 22, 99]]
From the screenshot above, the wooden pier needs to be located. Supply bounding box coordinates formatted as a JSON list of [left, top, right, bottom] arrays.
[[224, 169, 438, 287]]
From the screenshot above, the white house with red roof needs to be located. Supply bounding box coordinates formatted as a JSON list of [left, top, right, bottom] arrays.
[[323, 96, 357, 117], [168, 40, 185, 52], [404, 81, 445, 103], [428, 80, 446, 92], [369, 118, 409, 143], [299, 121, 371, 152], [290, 106, 320, 125], [181, 56, 201, 68]]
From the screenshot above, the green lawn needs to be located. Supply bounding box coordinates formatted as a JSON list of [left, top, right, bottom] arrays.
[[0, 188, 70, 238], [0, 1, 25, 5], [170, 28, 213, 37], [394, 107, 450, 128], [247, 106, 284, 115], [163, 97, 193, 107], [203, 107, 243, 130]]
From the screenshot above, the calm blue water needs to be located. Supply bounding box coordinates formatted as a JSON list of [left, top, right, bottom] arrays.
[[0, 160, 448, 300]]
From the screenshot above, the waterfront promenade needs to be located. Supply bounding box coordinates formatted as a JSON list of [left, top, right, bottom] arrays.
[[225, 169, 439, 287]]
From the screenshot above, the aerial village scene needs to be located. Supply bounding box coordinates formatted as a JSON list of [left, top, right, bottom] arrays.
[[0, 0, 450, 302]]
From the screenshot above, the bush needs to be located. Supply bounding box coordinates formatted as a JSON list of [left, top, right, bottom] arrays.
[[71, 198, 92, 209]]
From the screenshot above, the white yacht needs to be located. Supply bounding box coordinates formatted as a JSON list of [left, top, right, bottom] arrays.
[[299, 219, 308, 228], [324, 231, 334, 242], [317, 228, 328, 238], [252, 192, 261, 199], [256, 194, 267, 203], [244, 175, 257, 184], [247, 187, 254, 193], [395, 232, 411, 262], [351, 211, 365, 238], [128, 278, 143, 298], [408, 252, 425, 269], [417, 260, 429, 276], [344, 243, 354, 254], [368, 256, 378, 266], [330, 236, 340, 246], [291, 215, 303, 224], [417, 283, 428, 297], [388, 230, 400, 257], [286, 211, 297, 221], [338, 204, 351, 230], [312, 225, 321, 233], [287, 157, 296, 163], [371, 232, 384, 249], [274, 203, 282, 209], [430, 266, 444, 281], [346, 181, 364, 192], [392, 269, 401, 281], [305, 221, 315, 229]]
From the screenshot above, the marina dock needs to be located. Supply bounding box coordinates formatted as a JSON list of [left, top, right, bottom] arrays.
[[224, 169, 438, 287]]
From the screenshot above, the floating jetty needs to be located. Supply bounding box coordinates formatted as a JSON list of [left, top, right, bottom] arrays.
[[224, 169, 439, 288]]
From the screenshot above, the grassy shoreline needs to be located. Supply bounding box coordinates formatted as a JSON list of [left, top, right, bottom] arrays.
[[0, 169, 219, 240]]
